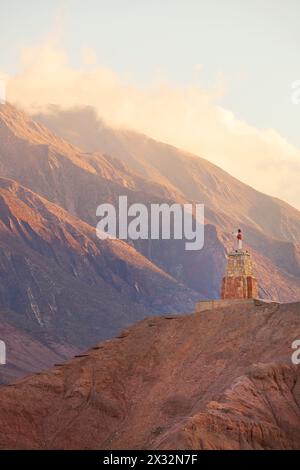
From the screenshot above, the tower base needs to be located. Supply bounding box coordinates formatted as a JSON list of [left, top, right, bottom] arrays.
[[221, 275, 258, 299]]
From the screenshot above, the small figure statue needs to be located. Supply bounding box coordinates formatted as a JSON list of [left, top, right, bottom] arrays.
[[232, 228, 243, 251]]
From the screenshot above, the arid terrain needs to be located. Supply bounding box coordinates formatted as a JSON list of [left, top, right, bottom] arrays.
[[0, 300, 299, 450]]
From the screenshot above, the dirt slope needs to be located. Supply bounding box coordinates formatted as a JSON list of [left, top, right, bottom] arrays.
[[0, 301, 299, 450]]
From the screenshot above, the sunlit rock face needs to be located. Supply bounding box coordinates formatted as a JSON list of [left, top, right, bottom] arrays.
[[0, 301, 299, 450]]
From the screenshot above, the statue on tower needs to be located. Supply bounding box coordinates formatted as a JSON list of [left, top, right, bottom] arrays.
[[221, 228, 258, 299], [232, 228, 243, 251]]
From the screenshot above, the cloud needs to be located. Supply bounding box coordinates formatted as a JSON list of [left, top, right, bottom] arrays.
[[80, 48, 98, 66], [5, 42, 300, 210]]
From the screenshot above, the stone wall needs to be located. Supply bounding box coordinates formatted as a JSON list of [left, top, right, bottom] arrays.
[[225, 251, 253, 277], [221, 275, 258, 299], [195, 297, 276, 313]]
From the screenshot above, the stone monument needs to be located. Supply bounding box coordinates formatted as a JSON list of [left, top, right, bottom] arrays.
[[221, 229, 258, 299]]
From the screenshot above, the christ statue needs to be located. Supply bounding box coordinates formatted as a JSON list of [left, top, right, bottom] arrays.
[[232, 229, 243, 251]]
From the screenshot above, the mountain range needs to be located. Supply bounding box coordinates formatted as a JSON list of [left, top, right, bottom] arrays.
[[0, 102, 299, 383], [33, 105, 300, 299]]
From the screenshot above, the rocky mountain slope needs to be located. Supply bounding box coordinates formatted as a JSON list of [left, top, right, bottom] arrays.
[[0, 104, 299, 301], [32, 105, 300, 301], [34, 106, 300, 242], [0, 177, 196, 358], [1, 102, 300, 382], [0, 310, 77, 385], [0, 103, 228, 300], [0, 300, 299, 450]]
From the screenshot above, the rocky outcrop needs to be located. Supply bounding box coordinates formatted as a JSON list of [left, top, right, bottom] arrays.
[[0, 301, 299, 449], [160, 363, 300, 449]]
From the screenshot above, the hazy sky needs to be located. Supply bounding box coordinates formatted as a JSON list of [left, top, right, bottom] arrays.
[[2, 0, 300, 144], [1, 0, 300, 208]]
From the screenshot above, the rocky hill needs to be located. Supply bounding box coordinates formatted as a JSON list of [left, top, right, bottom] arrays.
[[0, 300, 299, 449]]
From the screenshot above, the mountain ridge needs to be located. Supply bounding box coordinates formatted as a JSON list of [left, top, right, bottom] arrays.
[[28, 104, 300, 301], [1, 103, 300, 302], [33, 105, 300, 243], [0, 300, 299, 449]]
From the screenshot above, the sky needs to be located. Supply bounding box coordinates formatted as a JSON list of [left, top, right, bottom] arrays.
[[1, 0, 300, 208]]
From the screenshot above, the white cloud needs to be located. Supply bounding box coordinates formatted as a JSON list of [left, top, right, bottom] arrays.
[[5, 42, 300, 210], [80, 48, 98, 66]]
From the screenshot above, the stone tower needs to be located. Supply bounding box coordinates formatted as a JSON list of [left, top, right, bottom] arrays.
[[221, 250, 258, 299]]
